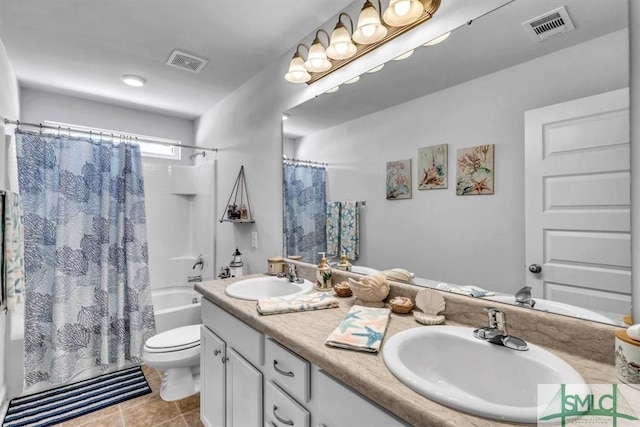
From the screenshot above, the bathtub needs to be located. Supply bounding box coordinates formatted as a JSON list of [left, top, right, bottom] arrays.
[[152, 286, 202, 334]]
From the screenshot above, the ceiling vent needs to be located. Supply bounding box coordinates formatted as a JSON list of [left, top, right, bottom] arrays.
[[166, 50, 208, 73], [522, 6, 575, 42]]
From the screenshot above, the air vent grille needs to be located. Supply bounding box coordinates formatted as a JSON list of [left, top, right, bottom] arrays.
[[166, 50, 208, 73], [522, 6, 575, 42]]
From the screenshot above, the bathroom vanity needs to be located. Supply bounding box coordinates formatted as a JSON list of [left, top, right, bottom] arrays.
[[196, 271, 620, 426]]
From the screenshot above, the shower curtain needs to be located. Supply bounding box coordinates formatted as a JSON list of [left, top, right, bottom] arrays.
[[15, 129, 156, 388], [283, 164, 327, 263]]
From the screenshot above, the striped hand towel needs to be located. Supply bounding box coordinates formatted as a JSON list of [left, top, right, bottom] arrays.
[[257, 292, 339, 315], [325, 305, 391, 353]]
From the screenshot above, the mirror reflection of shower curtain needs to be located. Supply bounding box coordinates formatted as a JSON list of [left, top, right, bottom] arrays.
[[15, 129, 156, 389], [283, 163, 326, 263]]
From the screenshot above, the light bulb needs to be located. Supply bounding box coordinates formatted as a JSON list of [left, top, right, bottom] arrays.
[[361, 24, 376, 37], [393, 1, 411, 16], [335, 42, 348, 55]]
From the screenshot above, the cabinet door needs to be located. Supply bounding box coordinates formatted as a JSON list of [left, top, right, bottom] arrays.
[[227, 348, 263, 427], [201, 326, 226, 427]]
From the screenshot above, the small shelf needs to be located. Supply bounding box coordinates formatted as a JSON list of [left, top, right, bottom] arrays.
[[219, 165, 255, 223], [219, 219, 255, 224]]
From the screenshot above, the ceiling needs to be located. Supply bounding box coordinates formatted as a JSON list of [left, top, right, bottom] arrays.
[[283, 0, 629, 139], [0, 0, 353, 119]]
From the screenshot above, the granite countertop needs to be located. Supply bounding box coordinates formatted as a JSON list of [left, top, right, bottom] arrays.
[[195, 274, 618, 427]]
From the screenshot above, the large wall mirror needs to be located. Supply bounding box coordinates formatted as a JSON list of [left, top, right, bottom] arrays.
[[282, 0, 631, 327]]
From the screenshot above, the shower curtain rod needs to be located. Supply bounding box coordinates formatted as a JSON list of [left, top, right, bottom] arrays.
[[283, 156, 328, 167], [3, 118, 218, 153]]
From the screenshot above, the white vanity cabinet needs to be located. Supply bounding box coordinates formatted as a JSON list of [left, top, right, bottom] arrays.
[[200, 297, 407, 427], [201, 299, 264, 427]]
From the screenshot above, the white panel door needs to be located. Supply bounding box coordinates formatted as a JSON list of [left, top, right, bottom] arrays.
[[226, 348, 263, 427], [201, 326, 226, 427], [524, 88, 631, 315]]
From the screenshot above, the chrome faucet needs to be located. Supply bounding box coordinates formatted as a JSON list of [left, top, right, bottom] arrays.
[[515, 286, 536, 308], [473, 307, 528, 351], [188, 275, 202, 283], [284, 263, 304, 284], [193, 254, 205, 270]]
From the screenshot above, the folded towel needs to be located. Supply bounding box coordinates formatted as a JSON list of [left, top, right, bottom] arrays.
[[257, 292, 339, 315], [325, 305, 391, 353], [436, 283, 494, 298]]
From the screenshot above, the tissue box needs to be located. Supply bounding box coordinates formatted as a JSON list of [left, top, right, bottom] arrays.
[[615, 330, 640, 390]]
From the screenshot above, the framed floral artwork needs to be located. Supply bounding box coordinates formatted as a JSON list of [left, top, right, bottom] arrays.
[[418, 144, 448, 190], [456, 144, 494, 195], [386, 159, 412, 200]]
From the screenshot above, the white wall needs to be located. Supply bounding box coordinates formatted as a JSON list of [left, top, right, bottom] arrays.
[[294, 30, 628, 293], [0, 36, 20, 410]]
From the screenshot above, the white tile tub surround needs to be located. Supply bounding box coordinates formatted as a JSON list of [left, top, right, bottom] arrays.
[[152, 286, 202, 334]]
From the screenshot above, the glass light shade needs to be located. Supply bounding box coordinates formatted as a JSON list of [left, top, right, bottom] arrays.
[[352, 1, 387, 45], [423, 31, 451, 46], [366, 64, 385, 73], [326, 25, 357, 60], [304, 40, 332, 73], [383, 0, 424, 27], [284, 55, 311, 83], [325, 86, 340, 94], [392, 49, 414, 61], [344, 75, 360, 84]]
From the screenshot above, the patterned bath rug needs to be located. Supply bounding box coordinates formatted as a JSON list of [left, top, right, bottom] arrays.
[[2, 365, 151, 426]]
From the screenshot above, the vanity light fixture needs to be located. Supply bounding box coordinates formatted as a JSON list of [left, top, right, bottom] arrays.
[[423, 31, 450, 46], [326, 13, 358, 60], [353, 0, 388, 45], [121, 74, 146, 87], [392, 49, 414, 60], [383, 0, 427, 27], [325, 86, 340, 94], [344, 75, 361, 84], [285, 44, 312, 83], [304, 30, 332, 72], [284, 0, 440, 85]]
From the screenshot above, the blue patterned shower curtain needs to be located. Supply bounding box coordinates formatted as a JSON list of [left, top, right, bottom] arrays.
[[283, 164, 327, 263], [15, 130, 156, 388]]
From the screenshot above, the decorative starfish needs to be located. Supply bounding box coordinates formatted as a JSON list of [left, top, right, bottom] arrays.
[[470, 177, 491, 194], [353, 325, 384, 348]]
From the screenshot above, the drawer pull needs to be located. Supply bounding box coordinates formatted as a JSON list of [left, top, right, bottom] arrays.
[[270, 423, 278, 427], [273, 360, 294, 377], [273, 405, 294, 425], [213, 349, 221, 356]]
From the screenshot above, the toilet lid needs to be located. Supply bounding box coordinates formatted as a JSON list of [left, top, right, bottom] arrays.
[[145, 324, 201, 352]]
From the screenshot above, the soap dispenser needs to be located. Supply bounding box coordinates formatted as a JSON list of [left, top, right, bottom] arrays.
[[337, 254, 352, 272], [316, 252, 333, 291]]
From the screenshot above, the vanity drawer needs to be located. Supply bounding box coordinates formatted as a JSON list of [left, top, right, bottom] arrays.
[[265, 338, 310, 403], [201, 298, 263, 367], [265, 381, 309, 427]]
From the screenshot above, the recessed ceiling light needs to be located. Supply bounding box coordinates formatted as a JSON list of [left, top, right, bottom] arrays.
[[344, 76, 360, 84], [393, 50, 414, 61], [121, 74, 146, 87], [367, 64, 385, 73], [423, 32, 451, 46], [325, 86, 340, 94]]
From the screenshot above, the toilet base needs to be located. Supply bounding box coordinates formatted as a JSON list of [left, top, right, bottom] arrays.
[[159, 366, 201, 401]]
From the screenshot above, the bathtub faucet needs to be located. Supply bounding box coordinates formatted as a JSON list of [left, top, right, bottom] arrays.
[[188, 275, 202, 283], [193, 254, 205, 270]]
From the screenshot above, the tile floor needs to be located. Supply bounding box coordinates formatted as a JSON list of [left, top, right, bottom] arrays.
[[54, 365, 203, 427]]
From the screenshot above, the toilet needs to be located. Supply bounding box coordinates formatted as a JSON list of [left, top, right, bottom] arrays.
[[142, 324, 201, 401]]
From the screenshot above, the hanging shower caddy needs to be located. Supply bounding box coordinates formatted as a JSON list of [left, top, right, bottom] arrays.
[[219, 165, 255, 223]]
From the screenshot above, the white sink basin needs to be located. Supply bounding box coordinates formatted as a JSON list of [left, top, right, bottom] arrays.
[[225, 276, 314, 301], [383, 326, 588, 424], [485, 295, 617, 325]]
